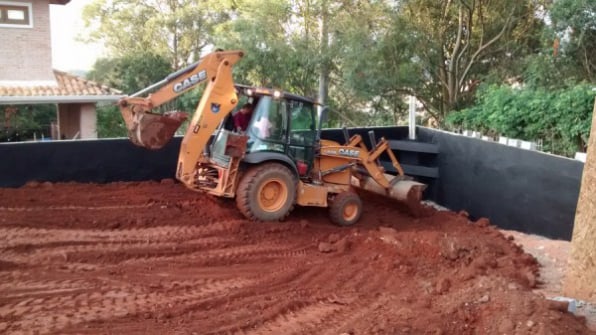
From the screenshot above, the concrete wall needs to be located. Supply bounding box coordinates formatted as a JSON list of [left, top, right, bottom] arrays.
[[0, 0, 54, 81], [57, 103, 97, 139], [79, 103, 97, 139]]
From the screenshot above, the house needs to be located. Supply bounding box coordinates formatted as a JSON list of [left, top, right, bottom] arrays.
[[0, 0, 123, 140]]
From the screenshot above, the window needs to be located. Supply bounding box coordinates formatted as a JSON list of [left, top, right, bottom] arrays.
[[249, 96, 287, 143], [289, 100, 316, 146], [0, 2, 32, 28]]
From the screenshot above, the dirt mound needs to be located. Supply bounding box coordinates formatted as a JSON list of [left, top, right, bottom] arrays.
[[0, 181, 592, 334]]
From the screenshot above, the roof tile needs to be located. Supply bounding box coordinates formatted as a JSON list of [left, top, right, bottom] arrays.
[[0, 70, 122, 97]]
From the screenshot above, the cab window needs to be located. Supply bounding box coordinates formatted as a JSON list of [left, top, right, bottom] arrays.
[[289, 101, 315, 146], [249, 96, 287, 143]]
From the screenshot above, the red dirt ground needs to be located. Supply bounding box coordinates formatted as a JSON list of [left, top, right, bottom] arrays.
[[0, 180, 593, 335]]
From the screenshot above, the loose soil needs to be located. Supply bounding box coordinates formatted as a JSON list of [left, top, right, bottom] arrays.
[[0, 181, 593, 334]]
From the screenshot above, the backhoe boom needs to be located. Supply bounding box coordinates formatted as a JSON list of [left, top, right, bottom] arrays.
[[118, 50, 244, 150]]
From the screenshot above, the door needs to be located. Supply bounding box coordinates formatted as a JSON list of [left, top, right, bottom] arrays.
[[246, 96, 288, 154], [287, 100, 316, 177]]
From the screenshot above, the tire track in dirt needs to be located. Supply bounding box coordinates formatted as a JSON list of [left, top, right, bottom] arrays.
[[1, 237, 239, 265], [2, 226, 393, 334], [61, 261, 320, 334], [244, 302, 344, 335], [135, 263, 319, 333], [0, 221, 247, 265], [1, 276, 257, 334], [246, 259, 390, 334], [0, 220, 245, 247], [0, 204, 154, 212], [0, 224, 250, 276], [180, 253, 367, 334], [116, 241, 312, 267], [1, 223, 318, 334], [233, 237, 425, 335], [1, 181, 594, 335]]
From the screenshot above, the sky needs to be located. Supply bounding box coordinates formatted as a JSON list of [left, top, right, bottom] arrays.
[[50, 0, 104, 72]]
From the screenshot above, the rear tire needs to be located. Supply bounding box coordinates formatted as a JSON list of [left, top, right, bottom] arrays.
[[329, 192, 363, 226], [236, 163, 297, 221]]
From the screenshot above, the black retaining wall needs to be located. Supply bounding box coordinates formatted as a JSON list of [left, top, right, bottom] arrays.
[[417, 128, 583, 240], [0, 127, 583, 240], [0, 138, 181, 187]]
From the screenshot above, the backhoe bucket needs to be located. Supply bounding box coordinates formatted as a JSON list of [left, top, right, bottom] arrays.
[[123, 110, 188, 150], [352, 174, 427, 216]]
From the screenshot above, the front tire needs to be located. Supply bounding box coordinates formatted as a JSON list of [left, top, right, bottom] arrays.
[[236, 163, 297, 221], [329, 192, 363, 226]]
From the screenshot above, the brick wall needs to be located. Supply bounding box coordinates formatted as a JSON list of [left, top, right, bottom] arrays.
[[0, 0, 54, 81]]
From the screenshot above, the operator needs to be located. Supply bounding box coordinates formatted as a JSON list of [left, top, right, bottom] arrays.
[[233, 103, 254, 132]]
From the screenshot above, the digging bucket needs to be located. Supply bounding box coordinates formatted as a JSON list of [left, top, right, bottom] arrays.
[[352, 174, 427, 215], [121, 107, 188, 150]]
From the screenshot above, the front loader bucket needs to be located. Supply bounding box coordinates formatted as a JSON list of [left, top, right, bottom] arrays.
[[123, 110, 188, 150], [352, 174, 427, 216]]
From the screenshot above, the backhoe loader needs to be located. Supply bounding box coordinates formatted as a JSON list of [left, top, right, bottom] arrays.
[[118, 50, 426, 225]]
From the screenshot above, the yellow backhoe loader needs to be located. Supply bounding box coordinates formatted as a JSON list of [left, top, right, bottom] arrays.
[[118, 50, 426, 225]]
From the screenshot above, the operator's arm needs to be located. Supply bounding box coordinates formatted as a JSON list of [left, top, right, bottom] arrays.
[[233, 113, 242, 132]]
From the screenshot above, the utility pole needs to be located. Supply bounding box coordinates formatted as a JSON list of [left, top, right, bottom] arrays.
[[563, 97, 596, 302]]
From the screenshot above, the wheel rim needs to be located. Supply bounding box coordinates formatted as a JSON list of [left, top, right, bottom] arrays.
[[343, 202, 359, 221], [257, 178, 288, 212]]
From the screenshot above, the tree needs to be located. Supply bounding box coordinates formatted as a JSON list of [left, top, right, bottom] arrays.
[[87, 52, 173, 138], [514, 0, 595, 89], [214, 0, 322, 96], [330, 0, 540, 123], [417, 0, 544, 122], [82, 0, 577, 131], [82, 0, 230, 68], [333, 1, 417, 125], [88, 52, 172, 94], [563, 97, 596, 302], [550, 0, 596, 82]]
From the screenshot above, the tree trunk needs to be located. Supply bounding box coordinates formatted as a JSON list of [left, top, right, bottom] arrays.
[[563, 97, 596, 302], [318, 0, 329, 106]]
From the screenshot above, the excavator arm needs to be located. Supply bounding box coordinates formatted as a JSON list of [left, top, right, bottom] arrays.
[[118, 50, 244, 150]]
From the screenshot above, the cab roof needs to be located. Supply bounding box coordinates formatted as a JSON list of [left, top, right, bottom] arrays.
[[234, 84, 321, 106]]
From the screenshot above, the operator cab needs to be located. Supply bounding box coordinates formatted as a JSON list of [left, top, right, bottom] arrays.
[[213, 84, 319, 178]]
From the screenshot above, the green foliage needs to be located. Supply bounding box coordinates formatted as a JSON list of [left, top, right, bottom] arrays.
[[447, 84, 595, 156], [550, 0, 596, 82], [88, 52, 172, 94], [509, 0, 595, 89], [214, 0, 320, 96], [82, 0, 230, 68], [87, 52, 173, 138], [0, 105, 56, 142], [371, 0, 541, 121], [96, 105, 127, 138]]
